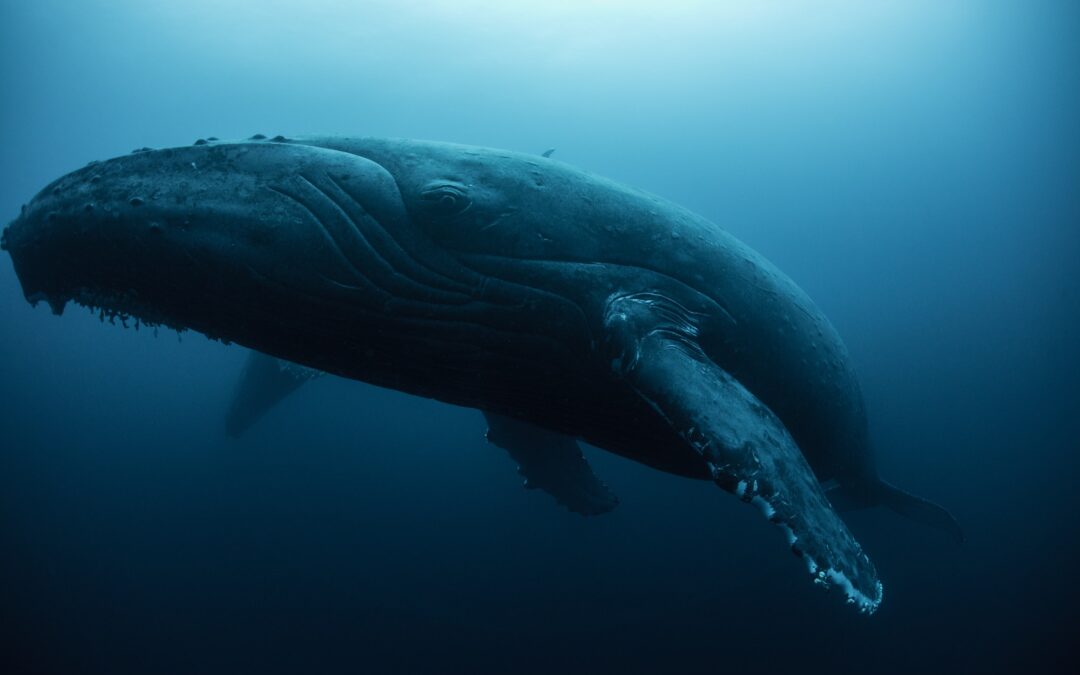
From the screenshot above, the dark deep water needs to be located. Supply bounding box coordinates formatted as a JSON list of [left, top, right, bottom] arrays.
[[1, 2, 1078, 673]]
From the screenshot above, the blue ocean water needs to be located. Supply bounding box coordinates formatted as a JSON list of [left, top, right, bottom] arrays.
[[1, 1, 1077, 673]]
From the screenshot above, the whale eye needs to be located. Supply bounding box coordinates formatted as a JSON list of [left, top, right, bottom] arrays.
[[419, 183, 471, 217]]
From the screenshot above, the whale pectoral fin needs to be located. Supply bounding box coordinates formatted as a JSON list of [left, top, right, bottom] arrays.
[[225, 350, 322, 437], [484, 412, 619, 516], [605, 296, 883, 612]]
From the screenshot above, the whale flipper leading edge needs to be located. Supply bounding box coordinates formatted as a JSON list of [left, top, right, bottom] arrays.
[[604, 292, 883, 612]]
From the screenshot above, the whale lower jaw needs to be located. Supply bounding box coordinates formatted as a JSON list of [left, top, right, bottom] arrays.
[[26, 285, 213, 340]]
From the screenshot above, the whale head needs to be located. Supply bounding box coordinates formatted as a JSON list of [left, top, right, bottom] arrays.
[[1, 140, 477, 355]]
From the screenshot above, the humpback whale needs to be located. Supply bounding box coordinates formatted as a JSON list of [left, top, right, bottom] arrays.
[[1, 136, 961, 613]]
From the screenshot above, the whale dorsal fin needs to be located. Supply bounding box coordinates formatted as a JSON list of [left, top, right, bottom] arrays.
[[604, 292, 883, 612], [541, 148, 555, 158], [484, 412, 618, 516]]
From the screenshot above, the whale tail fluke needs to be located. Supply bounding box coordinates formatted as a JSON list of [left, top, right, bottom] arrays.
[[877, 480, 965, 544], [829, 480, 964, 544]]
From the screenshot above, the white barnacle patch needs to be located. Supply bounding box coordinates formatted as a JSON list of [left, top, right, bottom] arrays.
[[822, 569, 883, 614], [778, 523, 798, 547], [795, 552, 881, 613], [751, 495, 776, 520], [802, 564, 882, 613], [735, 480, 748, 498]]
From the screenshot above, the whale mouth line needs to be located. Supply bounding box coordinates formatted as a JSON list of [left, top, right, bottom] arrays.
[[28, 286, 192, 335]]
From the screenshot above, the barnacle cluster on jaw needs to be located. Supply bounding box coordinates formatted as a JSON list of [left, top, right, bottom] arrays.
[[64, 286, 238, 344], [61, 286, 187, 337]]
